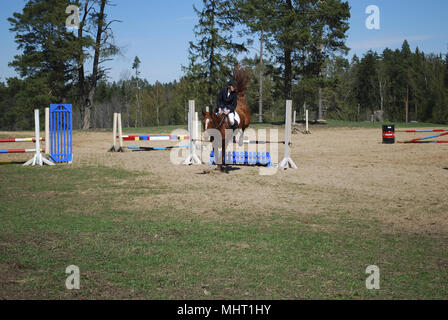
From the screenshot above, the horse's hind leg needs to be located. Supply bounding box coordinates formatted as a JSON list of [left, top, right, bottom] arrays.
[[237, 117, 246, 146]]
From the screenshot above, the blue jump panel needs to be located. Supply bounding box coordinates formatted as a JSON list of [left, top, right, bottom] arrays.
[[50, 104, 73, 163]]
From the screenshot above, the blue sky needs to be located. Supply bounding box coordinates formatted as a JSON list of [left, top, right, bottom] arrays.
[[1, 0, 447, 84]]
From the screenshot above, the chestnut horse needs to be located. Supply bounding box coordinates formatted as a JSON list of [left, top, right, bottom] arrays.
[[202, 66, 251, 171]]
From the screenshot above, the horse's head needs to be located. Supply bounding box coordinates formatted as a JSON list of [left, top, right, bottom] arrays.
[[202, 110, 227, 140], [202, 110, 212, 132]]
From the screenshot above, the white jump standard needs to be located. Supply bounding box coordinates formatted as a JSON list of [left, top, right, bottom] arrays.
[[183, 100, 201, 165], [279, 100, 297, 169], [24, 109, 54, 166]]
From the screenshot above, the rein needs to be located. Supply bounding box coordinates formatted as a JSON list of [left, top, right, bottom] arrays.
[[216, 114, 228, 130], [208, 113, 228, 131]]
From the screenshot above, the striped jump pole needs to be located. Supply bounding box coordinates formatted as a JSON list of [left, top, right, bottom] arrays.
[[407, 131, 448, 143], [0, 148, 45, 153], [108, 112, 190, 152], [0, 108, 48, 154], [121, 135, 190, 141], [397, 129, 448, 133], [128, 145, 189, 151], [407, 140, 448, 144], [0, 138, 44, 143]]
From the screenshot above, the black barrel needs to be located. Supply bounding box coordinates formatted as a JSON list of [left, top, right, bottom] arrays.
[[382, 124, 395, 144]]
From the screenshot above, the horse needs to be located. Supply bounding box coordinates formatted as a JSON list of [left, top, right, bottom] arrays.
[[202, 66, 251, 171]]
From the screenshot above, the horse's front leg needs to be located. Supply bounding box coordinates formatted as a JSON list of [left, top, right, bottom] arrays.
[[221, 138, 226, 172], [238, 128, 245, 146]]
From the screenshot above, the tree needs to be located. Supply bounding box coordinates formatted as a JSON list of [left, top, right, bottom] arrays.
[[183, 0, 246, 105], [235, 0, 272, 122], [262, 0, 310, 100], [8, 0, 80, 118], [356, 51, 380, 117], [240, 54, 278, 118], [77, 0, 120, 130], [307, 0, 351, 120], [132, 56, 142, 127], [8, 0, 119, 130]]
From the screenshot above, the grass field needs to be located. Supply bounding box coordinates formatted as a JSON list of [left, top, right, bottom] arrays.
[[0, 123, 447, 299]]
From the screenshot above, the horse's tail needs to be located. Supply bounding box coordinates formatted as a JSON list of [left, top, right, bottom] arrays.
[[233, 64, 250, 96]]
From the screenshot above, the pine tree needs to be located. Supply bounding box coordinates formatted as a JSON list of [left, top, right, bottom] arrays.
[[8, 0, 80, 114], [263, 0, 309, 100], [77, 0, 120, 130], [356, 51, 380, 118], [234, 0, 272, 122], [183, 0, 246, 105], [132, 56, 142, 127], [308, 0, 351, 121]]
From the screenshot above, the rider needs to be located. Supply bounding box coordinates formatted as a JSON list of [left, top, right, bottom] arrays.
[[215, 80, 240, 130]]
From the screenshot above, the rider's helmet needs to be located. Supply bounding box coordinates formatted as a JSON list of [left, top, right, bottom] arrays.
[[227, 80, 237, 88]]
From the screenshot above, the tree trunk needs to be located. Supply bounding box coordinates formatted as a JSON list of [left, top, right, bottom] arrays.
[[317, 40, 324, 121], [135, 69, 141, 128], [156, 84, 160, 126], [208, 1, 216, 104], [405, 85, 409, 123], [318, 86, 323, 120], [83, 88, 95, 129], [77, 0, 90, 128], [81, 0, 106, 130], [378, 74, 383, 111], [415, 103, 418, 122], [283, 0, 293, 100]]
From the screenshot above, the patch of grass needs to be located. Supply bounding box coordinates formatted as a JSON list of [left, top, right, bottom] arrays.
[[0, 165, 446, 299]]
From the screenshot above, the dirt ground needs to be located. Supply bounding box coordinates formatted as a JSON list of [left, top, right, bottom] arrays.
[[2, 125, 448, 235]]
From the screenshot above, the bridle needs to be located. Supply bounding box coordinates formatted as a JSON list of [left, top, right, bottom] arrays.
[[205, 113, 229, 132]]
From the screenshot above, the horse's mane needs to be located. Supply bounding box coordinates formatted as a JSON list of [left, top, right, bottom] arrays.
[[233, 65, 250, 96]]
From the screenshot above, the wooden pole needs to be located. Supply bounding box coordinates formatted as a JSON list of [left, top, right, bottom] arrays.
[[195, 111, 199, 149], [306, 109, 310, 134], [184, 100, 201, 165], [118, 113, 123, 150], [108, 112, 123, 152], [112, 113, 117, 149], [45, 107, 50, 155]]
